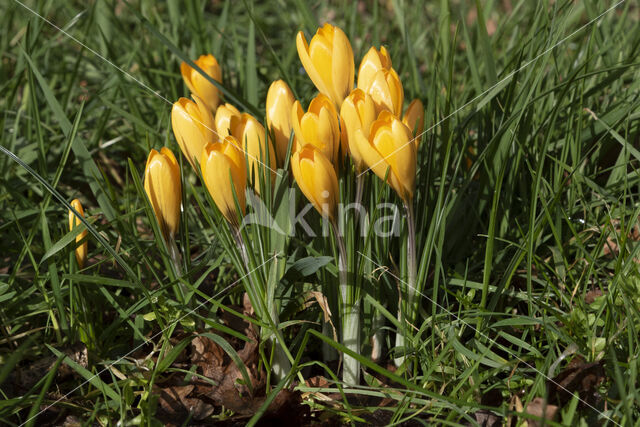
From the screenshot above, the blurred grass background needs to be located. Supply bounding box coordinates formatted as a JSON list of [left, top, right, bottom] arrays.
[[1, 0, 640, 424]]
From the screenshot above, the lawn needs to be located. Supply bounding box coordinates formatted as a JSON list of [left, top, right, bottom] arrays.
[[1, 0, 639, 425]]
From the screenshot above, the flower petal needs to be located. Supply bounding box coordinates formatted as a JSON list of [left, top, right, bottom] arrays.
[[331, 25, 354, 107], [296, 31, 331, 97]]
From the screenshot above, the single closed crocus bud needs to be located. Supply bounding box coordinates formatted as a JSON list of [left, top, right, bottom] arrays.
[[180, 54, 223, 112], [366, 67, 404, 116], [144, 147, 182, 240], [291, 93, 340, 166], [354, 111, 416, 202], [357, 46, 402, 115], [402, 99, 425, 145], [215, 103, 241, 140], [201, 136, 247, 226], [231, 113, 276, 193], [357, 46, 392, 92], [340, 88, 376, 173], [171, 95, 216, 171], [290, 145, 339, 222], [266, 80, 295, 166], [296, 23, 354, 108], [69, 198, 88, 268]]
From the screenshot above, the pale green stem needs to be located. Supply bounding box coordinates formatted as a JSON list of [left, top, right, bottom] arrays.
[[231, 224, 291, 381], [332, 221, 360, 385], [342, 301, 360, 385], [230, 225, 249, 265], [322, 321, 338, 362], [167, 236, 189, 304], [371, 297, 385, 362], [168, 237, 182, 276], [395, 201, 416, 367], [268, 333, 292, 381], [356, 178, 384, 362], [267, 271, 292, 381]]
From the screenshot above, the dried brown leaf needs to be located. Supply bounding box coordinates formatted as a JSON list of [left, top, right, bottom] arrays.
[[156, 384, 215, 422], [525, 397, 559, 427], [190, 335, 225, 382], [548, 358, 605, 407]]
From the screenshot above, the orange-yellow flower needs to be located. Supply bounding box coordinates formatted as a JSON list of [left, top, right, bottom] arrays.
[[340, 88, 376, 172], [171, 95, 216, 170], [402, 99, 425, 147], [69, 199, 88, 268], [357, 46, 392, 92], [215, 103, 241, 140], [180, 54, 222, 111], [266, 80, 295, 166], [201, 136, 247, 226], [356, 46, 403, 116], [231, 113, 276, 193], [367, 68, 404, 116], [296, 23, 354, 108], [290, 145, 339, 221], [353, 111, 416, 201], [291, 93, 340, 166], [144, 147, 182, 240]]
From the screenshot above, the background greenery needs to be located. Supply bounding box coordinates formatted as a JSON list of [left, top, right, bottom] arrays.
[[1, 0, 639, 425]]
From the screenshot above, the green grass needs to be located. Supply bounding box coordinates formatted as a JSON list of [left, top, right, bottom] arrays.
[[1, 0, 640, 425]]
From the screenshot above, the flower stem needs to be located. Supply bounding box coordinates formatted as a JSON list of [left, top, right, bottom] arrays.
[[231, 225, 249, 265], [370, 289, 385, 362], [395, 201, 416, 367], [230, 224, 291, 381], [331, 220, 360, 385], [268, 333, 292, 382], [168, 237, 183, 277], [342, 301, 360, 384], [167, 236, 189, 304], [322, 320, 337, 361]]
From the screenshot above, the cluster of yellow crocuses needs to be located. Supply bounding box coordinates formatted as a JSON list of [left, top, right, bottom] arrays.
[[160, 23, 423, 235], [293, 23, 424, 218], [69, 23, 425, 275]]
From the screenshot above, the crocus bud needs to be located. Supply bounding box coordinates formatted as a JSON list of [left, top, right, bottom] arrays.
[[201, 136, 247, 226], [357, 46, 392, 92], [180, 54, 223, 111], [366, 67, 404, 116], [402, 99, 424, 145], [69, 199, 88, 268], [354, 111, 416, 202], [214, 103, 241, 140], [340, 88, 376, 172], [290, 145, 339, 221], [231, 113, 276, 193], [357, 46, 402, 115], [171, 95, 216, 171], [144, 147, 182, 240], [296, 23, 354, 108], [266, 80, 295, 166], [291, 93, 340, 166]]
